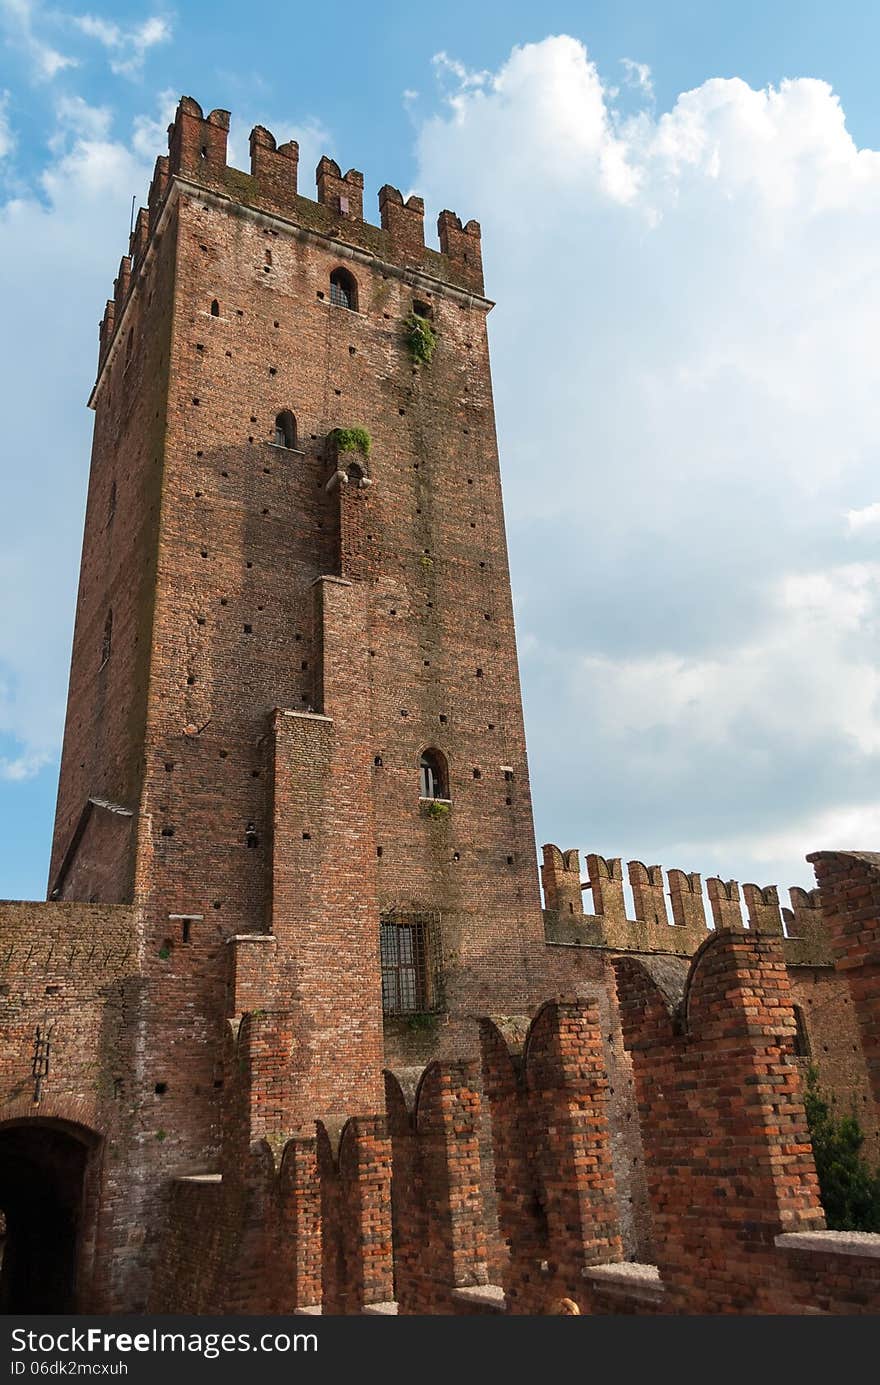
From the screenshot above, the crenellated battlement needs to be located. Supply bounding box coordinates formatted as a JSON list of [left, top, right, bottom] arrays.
[[541, 843, 833, 966], [95, 94, 485, 379]]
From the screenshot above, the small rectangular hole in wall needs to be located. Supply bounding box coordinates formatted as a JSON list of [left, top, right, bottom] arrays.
[[243, 624, 252, 634], [45, 986, 60, 996], [181, 920, 191, 943], [155, 1082, 167, 1095]]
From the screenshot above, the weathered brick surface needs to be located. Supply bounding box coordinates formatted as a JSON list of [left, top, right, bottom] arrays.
[[385, 1060, 487, 1313], [479, 999, 623, 1313], [615, 931, 827, 1313], [317, 1116, 393, 1314], [809, 851, 880, 1126]]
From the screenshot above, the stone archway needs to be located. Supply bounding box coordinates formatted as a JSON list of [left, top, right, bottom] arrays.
[[0, 1119, 102, 1312]]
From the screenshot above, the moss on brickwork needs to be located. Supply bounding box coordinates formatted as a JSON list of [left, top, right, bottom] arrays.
[[405, 312, 437, 364], [329, 426, 371, 457]]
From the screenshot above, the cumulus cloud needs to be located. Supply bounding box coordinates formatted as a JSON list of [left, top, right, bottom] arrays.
[[412, 36, 880, 887], [72, 12, 172, 76]]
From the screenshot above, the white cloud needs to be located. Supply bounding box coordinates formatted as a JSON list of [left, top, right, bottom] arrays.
[[72, 11, 171, 77], [49, 93, 112, 149], [620, 57, 653, 101], [847, 501, 880, 532], [131, 87, 177, 159], [0, 0, 77, 80], [412, 36, 880, 887], [577, 563, 880, 755], [0, 91, 13, 158], [0, 750, 51, 781]]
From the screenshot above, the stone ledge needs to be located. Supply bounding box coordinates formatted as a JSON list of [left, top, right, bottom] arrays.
[[293, 1306, 321, 1316], [775, 1231, 880, 1260], [173, 1173, 222, 1184], [584, 1262, 665, 1302], [362, 1301, 398, 1315], [450, 1284, 506, 1311]]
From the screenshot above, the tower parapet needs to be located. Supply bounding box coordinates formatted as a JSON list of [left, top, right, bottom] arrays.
[[94, 95, 487, 390]]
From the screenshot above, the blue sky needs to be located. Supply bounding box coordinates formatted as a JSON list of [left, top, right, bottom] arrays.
[[5, 1, 880, 909]]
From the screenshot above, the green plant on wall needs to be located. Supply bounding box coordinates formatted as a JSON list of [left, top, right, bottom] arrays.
[[405, 312, 437, 365], [426, 799, 450, 820], [329, 426, 371, 457], [804, 1065, 880, 1231]]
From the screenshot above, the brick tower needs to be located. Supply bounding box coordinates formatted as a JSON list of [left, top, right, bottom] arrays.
[[36, 96, 545, 1305]]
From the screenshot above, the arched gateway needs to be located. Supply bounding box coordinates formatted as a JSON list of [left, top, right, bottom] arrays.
[[0, 1119, 102, 1312]]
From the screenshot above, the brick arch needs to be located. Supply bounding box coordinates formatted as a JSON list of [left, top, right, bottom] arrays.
[[0, 1094, 104, 1138], [0, 1108, 106, 1312]]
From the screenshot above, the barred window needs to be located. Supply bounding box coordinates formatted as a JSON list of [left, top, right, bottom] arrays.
[[380, 916, 440, 1015], [330, 267, 357, 310]]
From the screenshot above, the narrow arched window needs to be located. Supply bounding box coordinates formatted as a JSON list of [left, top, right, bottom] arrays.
[[419, 748, 448, 801], [210, 299, 220, 317], [793, 1005, 811, 1058], [329, 267, 357, 311], [274, 410, 297, 449], [100, 609, 113, 668]]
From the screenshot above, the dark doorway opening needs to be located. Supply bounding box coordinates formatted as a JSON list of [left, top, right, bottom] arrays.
[[0, 1122, 96, 1312]]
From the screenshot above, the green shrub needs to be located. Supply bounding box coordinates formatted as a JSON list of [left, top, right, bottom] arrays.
[[804, 1065, 880, 1231], [426, 799, 450, 820], [329, 426, 371, 456]]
